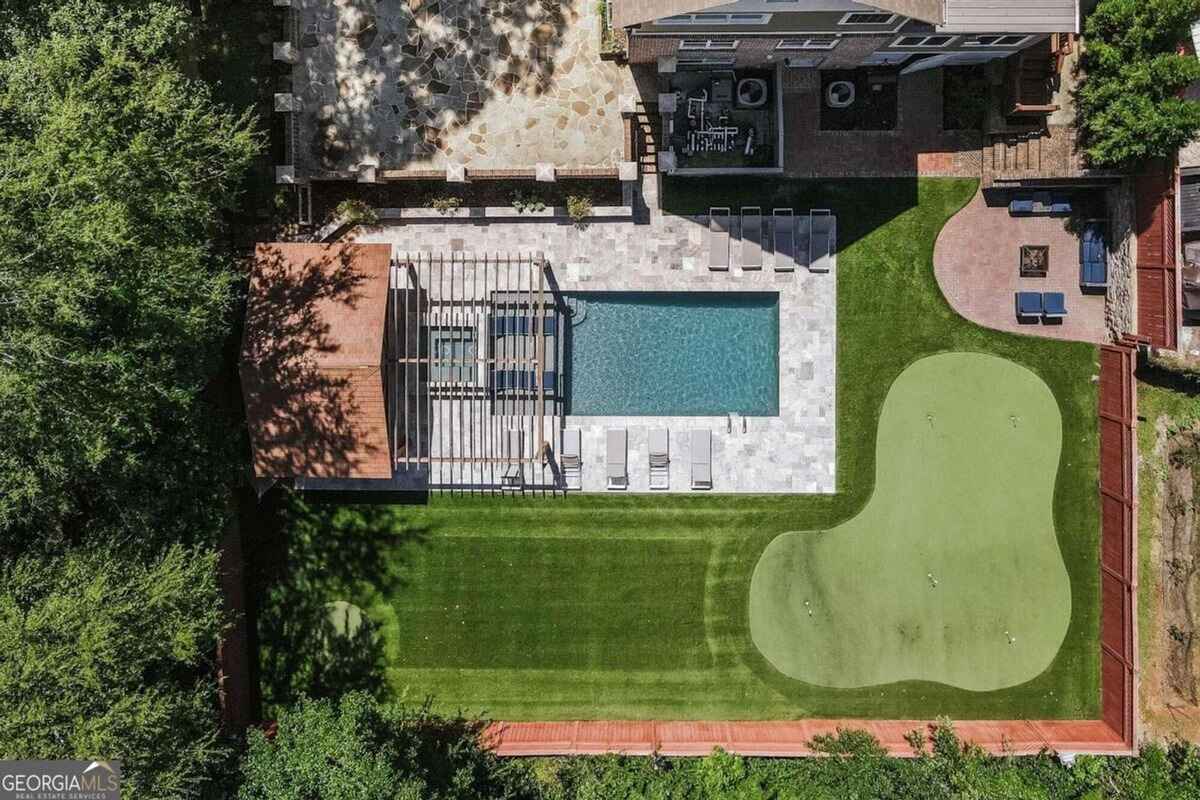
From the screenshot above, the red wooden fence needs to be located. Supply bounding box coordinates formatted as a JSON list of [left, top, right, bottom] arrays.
[[1097, 341, 1138, 747], [1136, 167, 1178, 349]]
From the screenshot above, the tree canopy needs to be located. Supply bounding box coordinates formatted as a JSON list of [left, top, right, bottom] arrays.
[[0, 0, 258, 553], [1079, 0, 1200, 167], [0, 545, 230, 800]]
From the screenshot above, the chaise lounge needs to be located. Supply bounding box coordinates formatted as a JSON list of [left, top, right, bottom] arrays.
[[561, 429, 581, 491], [809, 210, 836, 274], [606, 428, 628, 490], [690, 429, 712, 491], [709, 207, 730, 271], [649, 428, 670, 490], [502, 428, 525, 490], [773, 208, 795, 272], [741, 207, 763, 270]]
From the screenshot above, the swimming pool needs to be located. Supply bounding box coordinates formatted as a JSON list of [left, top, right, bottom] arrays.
[[564, 291, 779, 416]]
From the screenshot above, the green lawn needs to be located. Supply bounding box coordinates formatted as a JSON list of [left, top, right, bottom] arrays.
[[257, 177, 1101, 721], [750, 353, 1071, 691]]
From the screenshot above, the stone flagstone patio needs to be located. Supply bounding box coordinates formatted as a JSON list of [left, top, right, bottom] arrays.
[[291, 0, 635, 177]]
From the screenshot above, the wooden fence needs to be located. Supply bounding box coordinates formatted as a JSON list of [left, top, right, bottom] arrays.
[[1098, 341, 1138, 747], [1135, 166, 1177, 349]]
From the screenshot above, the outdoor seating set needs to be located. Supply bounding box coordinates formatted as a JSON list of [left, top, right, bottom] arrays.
[[1183, 242, 1200, 323], [709, 207, 835, 272], [1008, 192, 1072, 217], [489, 314, 557, 396], [683, 92, 753, 157], [557, 428, 713, 492], [1015, 291, 1068, 323]]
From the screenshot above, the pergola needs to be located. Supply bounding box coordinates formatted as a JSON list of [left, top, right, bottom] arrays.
[[390, 251, 565, 490]]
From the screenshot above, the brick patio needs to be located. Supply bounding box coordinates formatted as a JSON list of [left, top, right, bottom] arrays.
[[781, 68, 981, 179], [934, 189, 1108, 344]]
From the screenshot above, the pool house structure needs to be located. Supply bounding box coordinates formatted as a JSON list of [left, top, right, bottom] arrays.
[[240, 242, 565, 493]]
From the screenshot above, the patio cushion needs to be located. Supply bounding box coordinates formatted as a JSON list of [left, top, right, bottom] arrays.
[[1050, 195, 1072, 215], [1009, 197, 1034, 215], [1080, 222, 1108, 287], [1042, 292, 1067, 317], [1015, 291, 1042, 318]]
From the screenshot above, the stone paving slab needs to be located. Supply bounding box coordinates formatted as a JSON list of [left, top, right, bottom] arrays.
[[291, 0, 635, 176], [355, 207, 837, 494]]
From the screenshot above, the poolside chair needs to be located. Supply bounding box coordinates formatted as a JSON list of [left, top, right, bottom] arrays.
[[606, 429, 628, 490], [1042, 292, 1067, 320], [648, 428, 670, 491], [561, 429, 582, 491], [709, 207, 731, 271], [1015, 291, 1042, 322], [740, 207, 763, 269], [1080, 220, 1108, 289], [690, 429, 712, 491], [772, 208, 796, 272], [1008, 195, 1034, 216], [809, 210, 836, 274], [502, 429, 525, 490]]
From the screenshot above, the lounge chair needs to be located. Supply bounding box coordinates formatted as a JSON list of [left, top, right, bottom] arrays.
[[1080, 221, 1108, 289], [1042, 292, 1067, 320], [606, 428, 628, 490], [809, 210, 836, 274], [690, 429, 712, 490], [1015, 291, 1042, 321], [649, 428, 670, 490], [490, 316, 530, 337], [740, 207, 763, 269], [502, 429, 524, 490], [772, 208, 795, 272], [709, 207, 730, 271], [561, 429, 582, 491], [1009, 195, 1034, 216]]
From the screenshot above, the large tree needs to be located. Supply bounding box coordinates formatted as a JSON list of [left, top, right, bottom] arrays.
[[0, 545, 230, 799], [0, 0, 259, 552], [1079, 0, 1200, 167], [238, 693, 538, 800]]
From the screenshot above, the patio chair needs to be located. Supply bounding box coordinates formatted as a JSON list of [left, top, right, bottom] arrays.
[[561, 429, 582, 491], [649, 428, 670, 491], [1051, 194, 1073, 215], [1015, 291, 1043, 322], [606, 428, 628, 490], [690, 429, 712, 490], [809, 210, 836, 274], [740, 207, 763, 269], [709, 207, 731, 271], [501, 429, 525, 490], [1009, 195, 1034, 216], [772, 209, 796, 272], [1080, 220, 1108, 289], [1042, 292, 1067, 320]]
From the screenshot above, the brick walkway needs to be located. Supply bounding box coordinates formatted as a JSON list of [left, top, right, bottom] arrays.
[[781, 69, 981, 179], [934, 189, 1109, 344], [484, 719, 1130, 757]]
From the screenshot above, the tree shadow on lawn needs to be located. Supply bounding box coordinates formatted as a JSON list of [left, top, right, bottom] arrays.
[[248, 493, 428, 714]]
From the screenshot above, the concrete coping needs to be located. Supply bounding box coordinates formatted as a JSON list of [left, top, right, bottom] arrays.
[[375, 205, 634, 221]]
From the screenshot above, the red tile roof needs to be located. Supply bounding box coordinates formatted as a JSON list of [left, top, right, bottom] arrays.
[[240, 242, 394, 480]]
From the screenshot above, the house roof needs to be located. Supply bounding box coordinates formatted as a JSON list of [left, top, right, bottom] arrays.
[[239, 242, 394, 480], [609, 0, 727, 29], [939, 0, 1078, 34], [871, 0, 943, 25]]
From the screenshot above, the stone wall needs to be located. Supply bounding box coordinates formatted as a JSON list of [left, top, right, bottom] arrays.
[[1105, 178, 1137, 342]]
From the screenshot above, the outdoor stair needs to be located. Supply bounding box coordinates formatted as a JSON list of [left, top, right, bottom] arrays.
[[988, 132, 1043, 175], [634, 103, 662, 175]]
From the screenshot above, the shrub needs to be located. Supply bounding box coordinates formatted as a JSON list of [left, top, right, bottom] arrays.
[[1078, 0, 1200, 167], [431, 195, 463, 215], [566, 195, 593, 224], [511, 189, 546, 214], [334, 198, 379, 225]]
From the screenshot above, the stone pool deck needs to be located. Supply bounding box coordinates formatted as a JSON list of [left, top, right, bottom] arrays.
[[355, 207, 837, 494], [290, 0, 635, 177]]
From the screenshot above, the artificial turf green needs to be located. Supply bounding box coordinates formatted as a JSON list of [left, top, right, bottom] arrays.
[[749, 353, 1071, 691], [264, 177, 1101, 721]]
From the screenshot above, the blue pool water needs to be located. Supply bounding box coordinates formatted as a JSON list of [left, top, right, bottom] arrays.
[[564, 292, 780, 416]]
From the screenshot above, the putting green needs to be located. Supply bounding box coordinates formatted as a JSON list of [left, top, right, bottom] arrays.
[[749, 352, 1071, 691]]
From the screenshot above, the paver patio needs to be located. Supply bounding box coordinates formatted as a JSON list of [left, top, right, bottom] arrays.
[[291, 0, 635, 176], [934, 188, 1108, 343]]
